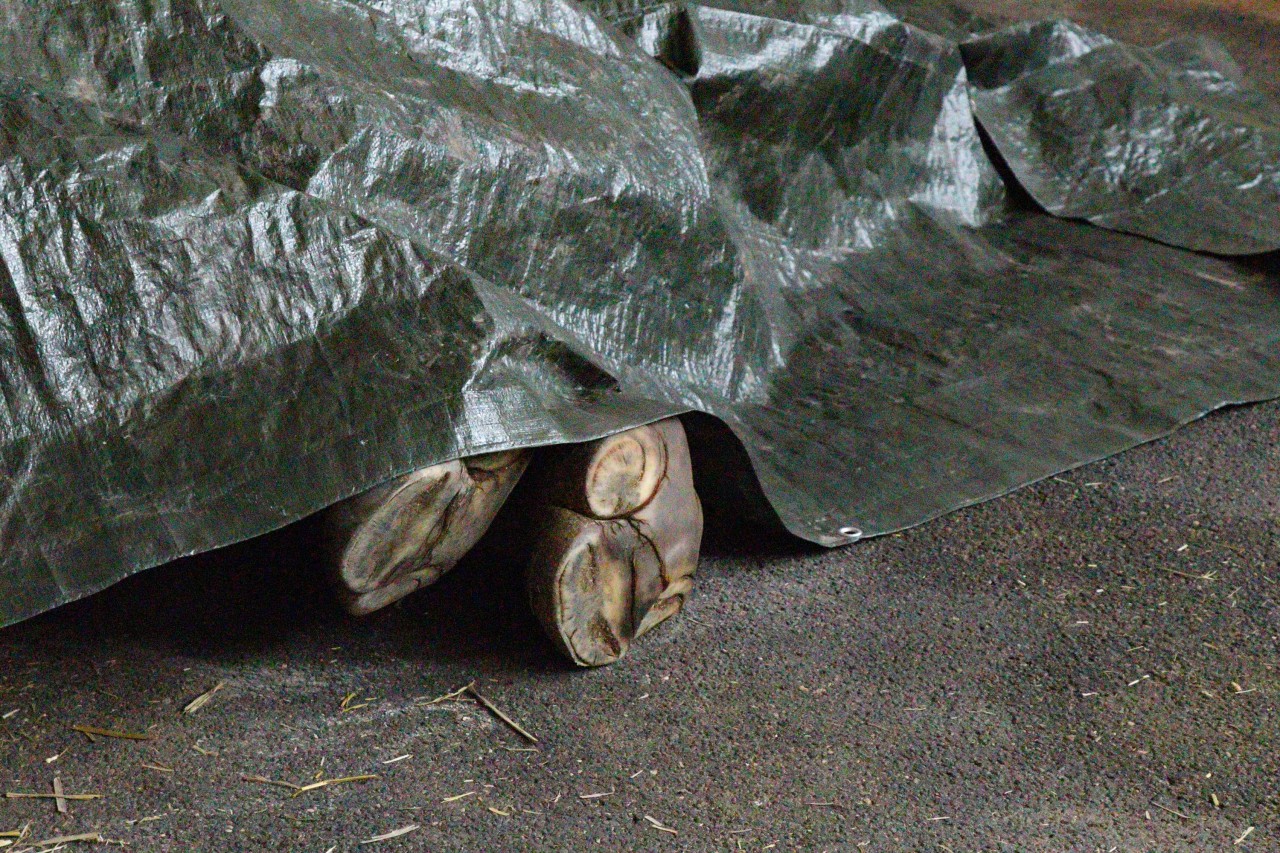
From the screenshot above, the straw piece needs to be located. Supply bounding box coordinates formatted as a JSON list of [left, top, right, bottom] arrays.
[[71, 725, 149, 741]]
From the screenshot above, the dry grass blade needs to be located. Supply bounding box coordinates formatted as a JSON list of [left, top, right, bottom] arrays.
[[71, 725, 149, 741], [24, 832, 105, 847], [466, 686, 537, 743], [241, 775, 302, 792], [291, 775, 378, 798], [1153, 803, 1191, 820], [11, 827, 28, 847], [644, 815, 678, 835], [1154, 566, 1217, 581], [361, 824, 419, 844], [123, 816, 167, 826], [419, 682, 475, 706], [5, 793, 101, 802], [338, 693, 370, 714], [182, 682, 225, 715]]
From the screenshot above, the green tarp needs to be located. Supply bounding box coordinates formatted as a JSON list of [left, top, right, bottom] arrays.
[[1, 0, 1277, 625]]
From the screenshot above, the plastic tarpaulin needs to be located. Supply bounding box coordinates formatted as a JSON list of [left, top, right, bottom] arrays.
[[1, 0, 1277, 626]]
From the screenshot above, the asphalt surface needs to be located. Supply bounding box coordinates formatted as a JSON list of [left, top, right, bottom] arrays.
[[2, 2, 1279, 851]]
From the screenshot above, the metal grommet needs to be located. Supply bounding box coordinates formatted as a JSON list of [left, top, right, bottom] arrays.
[[838, 526, 863, 541]]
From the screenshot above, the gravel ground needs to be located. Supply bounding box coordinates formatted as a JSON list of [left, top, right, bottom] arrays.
[[1, 2, 1278, 851]]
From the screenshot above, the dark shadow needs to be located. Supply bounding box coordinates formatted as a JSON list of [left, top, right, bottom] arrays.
[[1235, 250, 1280, 279], [973, 121, 1045, 215], [2, 510, 568, 674], [680, 413, 817, 559], [391, 530, 570, 674], [12, 516, 340, 658]]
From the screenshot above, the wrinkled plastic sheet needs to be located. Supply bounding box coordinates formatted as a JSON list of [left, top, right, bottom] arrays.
[[963, 19, 1280, 254], [1, 0, 1278, 625]]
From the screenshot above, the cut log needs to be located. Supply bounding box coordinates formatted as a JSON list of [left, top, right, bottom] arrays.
[[535, 425, 669, 519], [324, 449, 529, 615], [526, 418, 702, 666]]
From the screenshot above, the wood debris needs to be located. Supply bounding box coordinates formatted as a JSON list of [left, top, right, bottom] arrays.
[[291, 775, 378, 798], [182, 682, 225, 715], [123, 815, 168, 826], [644, 815, 677, 835], [242, 775, 302, 792], [361, 825, 419, 844], [339, 693, 370, 714], [71, 725, 149, 741], [5, 793, 101, 802], [52, 778, 66, 815], [21, 832, 106, 847], [1153, 803, 1190, 820], [419, 683, 474, 706], [442, 791, 476, 803], [466, 685, 537, 743], [418, 682, 538, 743], [242, 773, 377, 798], [1154, 566, 1217, 581]]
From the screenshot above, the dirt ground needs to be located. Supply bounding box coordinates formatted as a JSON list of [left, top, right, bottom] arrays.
[[2, 383, 1277, 853], [2, 2, 1278, 851]]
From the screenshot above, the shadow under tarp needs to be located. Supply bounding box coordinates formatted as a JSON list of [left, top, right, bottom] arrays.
[[0, 0, 1277, 625]]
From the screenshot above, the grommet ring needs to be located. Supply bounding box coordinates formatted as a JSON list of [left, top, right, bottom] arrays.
[[838, 526, 863, 541]]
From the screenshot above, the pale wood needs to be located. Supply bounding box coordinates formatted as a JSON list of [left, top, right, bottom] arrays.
[[530, 425, 669, 519], [325, 450, 529, 615], [526, 418, 702, 666]]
